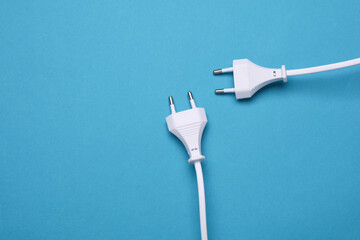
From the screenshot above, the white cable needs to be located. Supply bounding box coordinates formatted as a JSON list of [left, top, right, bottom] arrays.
[[286, 58, 360, 76], [194, 161, 208, 240]]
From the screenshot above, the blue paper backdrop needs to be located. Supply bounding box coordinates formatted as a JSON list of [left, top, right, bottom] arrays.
[[1, 0, 360, 239]]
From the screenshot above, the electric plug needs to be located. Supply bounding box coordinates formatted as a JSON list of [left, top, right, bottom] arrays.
[[166, 92, 207, 163]]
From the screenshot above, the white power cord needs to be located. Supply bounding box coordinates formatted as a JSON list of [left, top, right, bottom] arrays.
[[194, 161, 208, 240], [287, 58, 360, 76], [214, 58, 360, 99], [165, 92, 208, 240]]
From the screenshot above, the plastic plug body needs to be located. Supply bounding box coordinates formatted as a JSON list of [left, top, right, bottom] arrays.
[[166, 92, 207, 163], [214, 59, 287, 99]]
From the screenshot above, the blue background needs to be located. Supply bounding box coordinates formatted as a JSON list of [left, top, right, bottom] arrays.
[[1, 0, 360, 239]]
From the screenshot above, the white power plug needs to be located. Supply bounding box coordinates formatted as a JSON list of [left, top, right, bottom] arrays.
[[166, 92, 207, 163], [214, 58, 360, 99], [165, 92, 208, 240], [214, 59, 287, 99]]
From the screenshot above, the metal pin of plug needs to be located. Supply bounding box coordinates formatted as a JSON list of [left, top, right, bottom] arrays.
[[213, 69, 223, 75], [215, 88, 235, 95], [188, 91, 193, 100], [188, 91, 196, 109], [169, 96, 174, 105], [213, 67, 233, 75], [215, 89, 225, 94], [169, 96, 176, 114]]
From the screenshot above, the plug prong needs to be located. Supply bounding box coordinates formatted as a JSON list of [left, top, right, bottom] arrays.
[[213, 67, 233, 75], [213, 69, 223, 75], [169, 96, 176, 114], [188, 91, 193, 100], [215, 88, 235, 94], [215, 89, 224, 94], [188, 91, 196, 109]]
